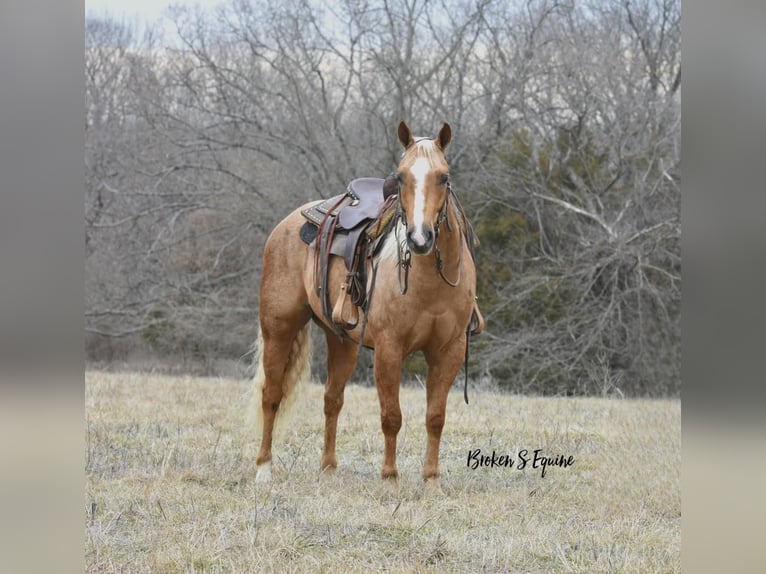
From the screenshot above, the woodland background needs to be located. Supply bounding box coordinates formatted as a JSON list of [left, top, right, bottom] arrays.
[[85, 0, 680, 396]]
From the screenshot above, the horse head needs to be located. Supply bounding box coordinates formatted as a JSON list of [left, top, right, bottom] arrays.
[[395, 120, 452, 255]]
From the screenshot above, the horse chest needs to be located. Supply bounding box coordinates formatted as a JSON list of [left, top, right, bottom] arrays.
[[367, 296, 465, 348]]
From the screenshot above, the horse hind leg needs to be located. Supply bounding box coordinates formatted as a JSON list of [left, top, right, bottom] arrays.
[[252, 211, 312, 481], [320, 331, 359, 473], [251, 315, 311, 482]]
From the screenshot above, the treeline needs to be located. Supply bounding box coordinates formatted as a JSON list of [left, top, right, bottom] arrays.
[[85, 0, 680, 396]]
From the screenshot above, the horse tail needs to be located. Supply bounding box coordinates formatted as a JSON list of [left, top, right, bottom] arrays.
[[248, 322, 312, 437]]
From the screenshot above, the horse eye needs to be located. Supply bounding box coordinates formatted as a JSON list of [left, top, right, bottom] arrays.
[[439, 173, 450, 186], [396, 172, 404, 184]]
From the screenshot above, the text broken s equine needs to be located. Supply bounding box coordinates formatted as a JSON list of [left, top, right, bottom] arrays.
[[466, 448, 575, 477]]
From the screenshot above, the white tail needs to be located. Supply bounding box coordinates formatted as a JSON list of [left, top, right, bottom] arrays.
[[247, 323, 312, 439]]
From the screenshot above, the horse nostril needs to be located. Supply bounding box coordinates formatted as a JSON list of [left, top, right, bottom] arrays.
[[407, 227, 434, 253]]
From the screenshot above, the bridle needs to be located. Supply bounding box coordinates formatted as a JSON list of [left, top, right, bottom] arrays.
[[394, 177, 464, 294]]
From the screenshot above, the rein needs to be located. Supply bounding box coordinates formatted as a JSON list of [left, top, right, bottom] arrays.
[[433, 188, 463, 287], [394, 211, 412, 295]]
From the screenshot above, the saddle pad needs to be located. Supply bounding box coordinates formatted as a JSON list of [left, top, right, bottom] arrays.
[[299, 220, 318, 244], [298, 220, 347, 257]]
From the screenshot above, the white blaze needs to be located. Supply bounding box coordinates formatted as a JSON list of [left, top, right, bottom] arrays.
[[409, 156, 431, 246]]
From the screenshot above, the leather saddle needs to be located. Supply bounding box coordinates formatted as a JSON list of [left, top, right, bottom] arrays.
[[303, 178, 393, 229], [300, 176, 399, 332]]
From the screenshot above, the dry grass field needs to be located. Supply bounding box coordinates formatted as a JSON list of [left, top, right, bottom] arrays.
[[85, 371, 680, 573]]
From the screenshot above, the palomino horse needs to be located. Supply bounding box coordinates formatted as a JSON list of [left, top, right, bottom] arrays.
[[251, 121, 482, 491]]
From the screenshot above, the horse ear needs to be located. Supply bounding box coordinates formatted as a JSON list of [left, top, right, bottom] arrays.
[[436, 122, 452, 151], [398, 121, 414, 149]]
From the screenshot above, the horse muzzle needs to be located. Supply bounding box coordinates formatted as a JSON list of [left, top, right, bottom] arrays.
[[406, 225, 434, 255]]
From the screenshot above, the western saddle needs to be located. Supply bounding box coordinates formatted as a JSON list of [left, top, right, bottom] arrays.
[[300, 174, 485, 403], [300, 176, 399, 333]]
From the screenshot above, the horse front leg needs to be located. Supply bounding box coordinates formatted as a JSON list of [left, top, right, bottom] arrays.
[[373, 344, 403, 480], [422, 335, 466, 491]]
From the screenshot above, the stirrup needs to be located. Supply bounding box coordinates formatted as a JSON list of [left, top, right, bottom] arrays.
[[331, 282, 360, 329]]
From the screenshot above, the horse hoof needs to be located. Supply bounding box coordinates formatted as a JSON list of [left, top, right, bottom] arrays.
[[320, 455, 338, 473], [424, 477, 444, 496], [381, 468, 399, 481], [255, 461, 272, 482]]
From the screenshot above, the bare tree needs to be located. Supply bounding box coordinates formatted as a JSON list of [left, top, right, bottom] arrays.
[[85, 0, 680, 394], [463, 0, 680, 394]]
